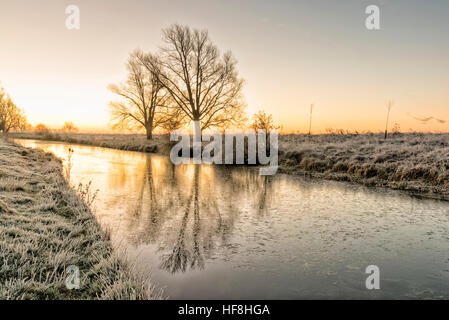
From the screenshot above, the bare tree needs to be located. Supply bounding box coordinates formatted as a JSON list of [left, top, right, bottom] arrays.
[[139, 24, 245, 136], [0, 86, 27, 133], [159, 106, 188, 134], [61, 121, 79, 132], [108, 50, 170, 139], [250, 110, 280, 134], [215, 106, 248, 134], [34, 123, 49, 133]]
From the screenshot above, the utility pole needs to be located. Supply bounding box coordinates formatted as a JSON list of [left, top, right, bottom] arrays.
[[384, 101, 393, 139], [308, 104, 314, 135]]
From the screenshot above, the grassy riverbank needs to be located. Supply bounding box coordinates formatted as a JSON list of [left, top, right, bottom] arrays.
[[8, 131, 449, 200], [0, 138, 156, 299], [9, 131, 169, 154], [279, 133, 449, 200]]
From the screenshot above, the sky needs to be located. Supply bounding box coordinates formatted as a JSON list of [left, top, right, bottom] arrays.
[[0, 0, 448, 133]]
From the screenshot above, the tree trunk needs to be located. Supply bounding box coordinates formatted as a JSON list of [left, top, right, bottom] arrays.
[[146, 124, 153, 140], [193, 120, 201, 142], [192, 120, 202, 163]]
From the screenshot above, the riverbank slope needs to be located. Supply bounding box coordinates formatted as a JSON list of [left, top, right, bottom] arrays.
[[0, 138, 156, 299], [279, 133, 449, 200]]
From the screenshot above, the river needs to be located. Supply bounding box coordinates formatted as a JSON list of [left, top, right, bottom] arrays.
[[13, 139, 449, 299]]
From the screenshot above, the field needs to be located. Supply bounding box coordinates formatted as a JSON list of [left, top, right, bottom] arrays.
[[279, 132, 449, 200], [7, 131, 449, 200], [0, 138, 158, 299]]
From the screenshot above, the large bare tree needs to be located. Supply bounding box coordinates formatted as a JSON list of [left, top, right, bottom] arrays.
[[0, 86, 27, 133], [139, 25, 245, 136], [108, 50, 171, 139]]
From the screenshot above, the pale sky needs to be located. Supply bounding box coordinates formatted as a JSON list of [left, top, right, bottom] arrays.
[[0, 0, 448, 132]]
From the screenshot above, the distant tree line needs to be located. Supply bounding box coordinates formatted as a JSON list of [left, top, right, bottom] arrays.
[[32, 122, 79, 133]]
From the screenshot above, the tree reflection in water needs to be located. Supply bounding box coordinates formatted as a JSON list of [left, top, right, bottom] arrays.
[[125, 156, 274, 274]]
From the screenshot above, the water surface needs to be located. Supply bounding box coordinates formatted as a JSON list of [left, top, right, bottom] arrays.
[[14, 139, 449, 299]]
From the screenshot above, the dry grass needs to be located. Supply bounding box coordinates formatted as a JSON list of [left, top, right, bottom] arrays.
[[8, 131, 169, 154], [0, 138, 159, 300], [279, 132, 449, 200]]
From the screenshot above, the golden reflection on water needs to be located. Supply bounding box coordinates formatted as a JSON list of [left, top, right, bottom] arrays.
[[122, 159, 271, 274], [13, 139, 272, 275]]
